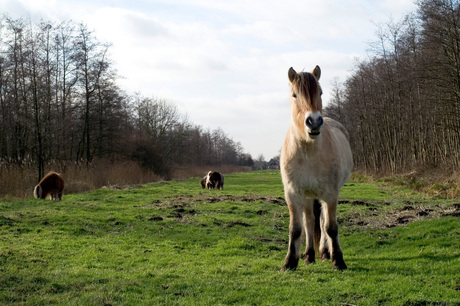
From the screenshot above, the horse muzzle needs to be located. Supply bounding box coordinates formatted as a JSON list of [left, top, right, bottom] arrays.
[[305, 112, 323, 139]]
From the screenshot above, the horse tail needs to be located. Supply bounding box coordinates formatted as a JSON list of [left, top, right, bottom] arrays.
[[313, 199, 322, 255]]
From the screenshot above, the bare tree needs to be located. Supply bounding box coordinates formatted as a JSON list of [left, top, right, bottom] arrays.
[[0, 15, 252, 179], [325, 1, 460, 172], [74, 24, 111, 162]]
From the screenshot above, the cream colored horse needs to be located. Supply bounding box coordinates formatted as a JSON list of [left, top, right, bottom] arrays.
[[281, 66, 353, 270]]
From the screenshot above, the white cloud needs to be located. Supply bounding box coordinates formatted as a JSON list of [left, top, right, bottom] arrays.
[[223, 21, 304, 45], [1, 0, 418, 159]]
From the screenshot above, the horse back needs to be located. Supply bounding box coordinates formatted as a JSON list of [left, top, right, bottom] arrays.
[[40, 172, 64, 193], [324, 117, 349, 141]]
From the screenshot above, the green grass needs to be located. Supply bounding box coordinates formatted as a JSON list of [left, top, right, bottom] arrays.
[[0, 170, 459, 305]]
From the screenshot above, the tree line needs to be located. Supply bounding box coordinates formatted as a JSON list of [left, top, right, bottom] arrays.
[[325, 0, 460, 173], [0, 16, 253, 181]]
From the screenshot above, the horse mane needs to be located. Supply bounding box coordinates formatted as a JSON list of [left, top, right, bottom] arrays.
[[292, 72, 322, 111]]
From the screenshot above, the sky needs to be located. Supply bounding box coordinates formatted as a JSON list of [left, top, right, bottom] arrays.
[[1, 0, 418, 160]]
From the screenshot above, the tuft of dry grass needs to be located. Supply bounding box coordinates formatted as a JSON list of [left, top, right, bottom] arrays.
[[425, 170, 459, 199], [355, 165, 460, 199], [63, 160, 163, 194], [396, 167, 460, 199], [0, 160, 161, 200], [0, 166, 37, 200]]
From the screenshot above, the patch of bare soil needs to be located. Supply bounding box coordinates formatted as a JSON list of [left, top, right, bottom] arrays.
[[338, 201, 460, 230], [101, 184, 143, 190], [226, 221, 251, 227], [146, 194, 458, 231], [145, 195, 286, 226], [151, 195, 286, 208]]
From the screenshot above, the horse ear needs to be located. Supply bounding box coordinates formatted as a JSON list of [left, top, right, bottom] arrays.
[[312, 65, 321, 81], [288, 67, 297, 82]]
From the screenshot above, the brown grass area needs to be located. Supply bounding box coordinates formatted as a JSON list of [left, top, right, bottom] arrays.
[[0, 160, 251, 200], [0, 160, 159, 200], [353, 165, 460, 199]]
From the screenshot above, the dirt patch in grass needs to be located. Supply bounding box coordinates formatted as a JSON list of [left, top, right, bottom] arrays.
[[201, 195, 286, 205], [147, 194, 458, 231], [152, 195, 286, 208], [226, 221, 251, 228], [144, 195, 286, 226], [339, 201, 460, 230]]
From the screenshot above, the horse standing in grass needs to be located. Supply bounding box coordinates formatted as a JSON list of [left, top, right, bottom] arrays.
[[33, 171, 65, 201], [205, 171, 224, 190], [280, 66, 353, 271]]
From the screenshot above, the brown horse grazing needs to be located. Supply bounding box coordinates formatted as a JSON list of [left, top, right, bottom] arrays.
[[34, 171, 65, 200], [280, 66, 353, 271], [205, 171, 224, 190], [200, 176, 207, 189]]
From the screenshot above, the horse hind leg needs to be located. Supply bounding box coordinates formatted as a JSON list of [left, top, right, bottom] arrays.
[[319, 220, 331, 261], [323, 199, 347, 270], [303, 198, 318, 265], [318, 203, 331, 261]]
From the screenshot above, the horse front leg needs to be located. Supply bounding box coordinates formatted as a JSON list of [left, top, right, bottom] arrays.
[[282, 192, 304, 271], [323, 199, 347, 270], [303, 198, 316, 265]]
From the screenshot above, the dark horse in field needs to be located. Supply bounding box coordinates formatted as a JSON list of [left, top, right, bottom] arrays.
[[201, 171, 224, 190], [33, 171, 65, 200]]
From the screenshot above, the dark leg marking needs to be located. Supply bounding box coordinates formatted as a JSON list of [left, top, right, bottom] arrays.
[[320, 248, 330, 261], [332, 251, 347, 270], [304, 248, 316, 265], [282, 226, 302, 271]]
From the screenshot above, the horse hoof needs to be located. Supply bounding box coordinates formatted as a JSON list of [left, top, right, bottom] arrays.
[[333, 261, 347, 270], [281, 262, 298, 271], [304, 250, 316, 265], [321, 252, 331, 261], [304, 257, 316, 265]]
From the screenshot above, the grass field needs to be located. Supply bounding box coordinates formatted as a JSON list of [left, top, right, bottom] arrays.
[[0, 170, 459, 305]]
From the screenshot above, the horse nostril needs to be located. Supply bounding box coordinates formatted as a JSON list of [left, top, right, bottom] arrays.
[[305, 115, 323, 130], [318, 116, 323, 127], [305, 117, 313, 129]]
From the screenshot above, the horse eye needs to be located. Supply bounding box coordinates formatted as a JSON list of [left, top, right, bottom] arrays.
[[292, 93, 297, 99]]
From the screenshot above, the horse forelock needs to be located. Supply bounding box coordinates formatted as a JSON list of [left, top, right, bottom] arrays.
[[291, 72, 322, 113]]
